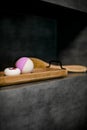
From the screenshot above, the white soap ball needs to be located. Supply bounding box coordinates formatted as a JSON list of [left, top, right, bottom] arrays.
[[4, 67, 21, 76]]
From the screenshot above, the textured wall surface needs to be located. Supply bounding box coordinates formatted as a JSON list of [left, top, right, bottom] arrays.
[[0, 2, 87, 71], [42, 0, 87, 13], [0, 74, 87, 130], [60, 27, 87, 66], [0, 14, 57, 70]]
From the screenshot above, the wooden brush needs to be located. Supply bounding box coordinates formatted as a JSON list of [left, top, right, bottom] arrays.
[[30, 57, 87, 73]]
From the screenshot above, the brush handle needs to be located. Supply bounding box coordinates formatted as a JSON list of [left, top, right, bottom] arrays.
[[30, 58, 87, 73], [63, 65, 87, 72]]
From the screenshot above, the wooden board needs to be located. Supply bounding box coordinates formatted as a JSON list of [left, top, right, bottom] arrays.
[[0, 57, 86, 87], [0, 68, 67, 87]]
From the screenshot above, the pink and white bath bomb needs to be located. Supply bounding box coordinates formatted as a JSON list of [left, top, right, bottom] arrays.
[[15, 57, 34, 73]]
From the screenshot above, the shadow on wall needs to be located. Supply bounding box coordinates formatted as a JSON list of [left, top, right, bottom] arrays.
[[0, 2, 87, 71], [0, 15, 57, 71], [60, 26, 87, 66]]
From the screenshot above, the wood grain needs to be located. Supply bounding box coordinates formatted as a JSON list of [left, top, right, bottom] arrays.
[[0, 57, 86, 87], [0, 68, 67, 87]]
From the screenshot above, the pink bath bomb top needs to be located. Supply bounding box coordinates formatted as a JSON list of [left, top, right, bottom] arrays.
[[15, 57, 29, 71]]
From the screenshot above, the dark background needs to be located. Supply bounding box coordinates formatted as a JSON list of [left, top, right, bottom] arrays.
[[42, 0, 87, 13], [0, 1, 87, 70], [0, 1, 87, 130]]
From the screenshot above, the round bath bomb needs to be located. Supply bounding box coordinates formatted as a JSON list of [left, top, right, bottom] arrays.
[[4, 67, 21, 76], [15, 57, 34, 73]]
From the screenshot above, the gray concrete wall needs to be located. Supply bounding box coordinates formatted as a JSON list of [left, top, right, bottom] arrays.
[[0, 74, 87, 130], [42, 0, 87, 13]]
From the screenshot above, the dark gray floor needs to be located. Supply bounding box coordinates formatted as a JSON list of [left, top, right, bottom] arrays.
[[0, 73, 87, 130]]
